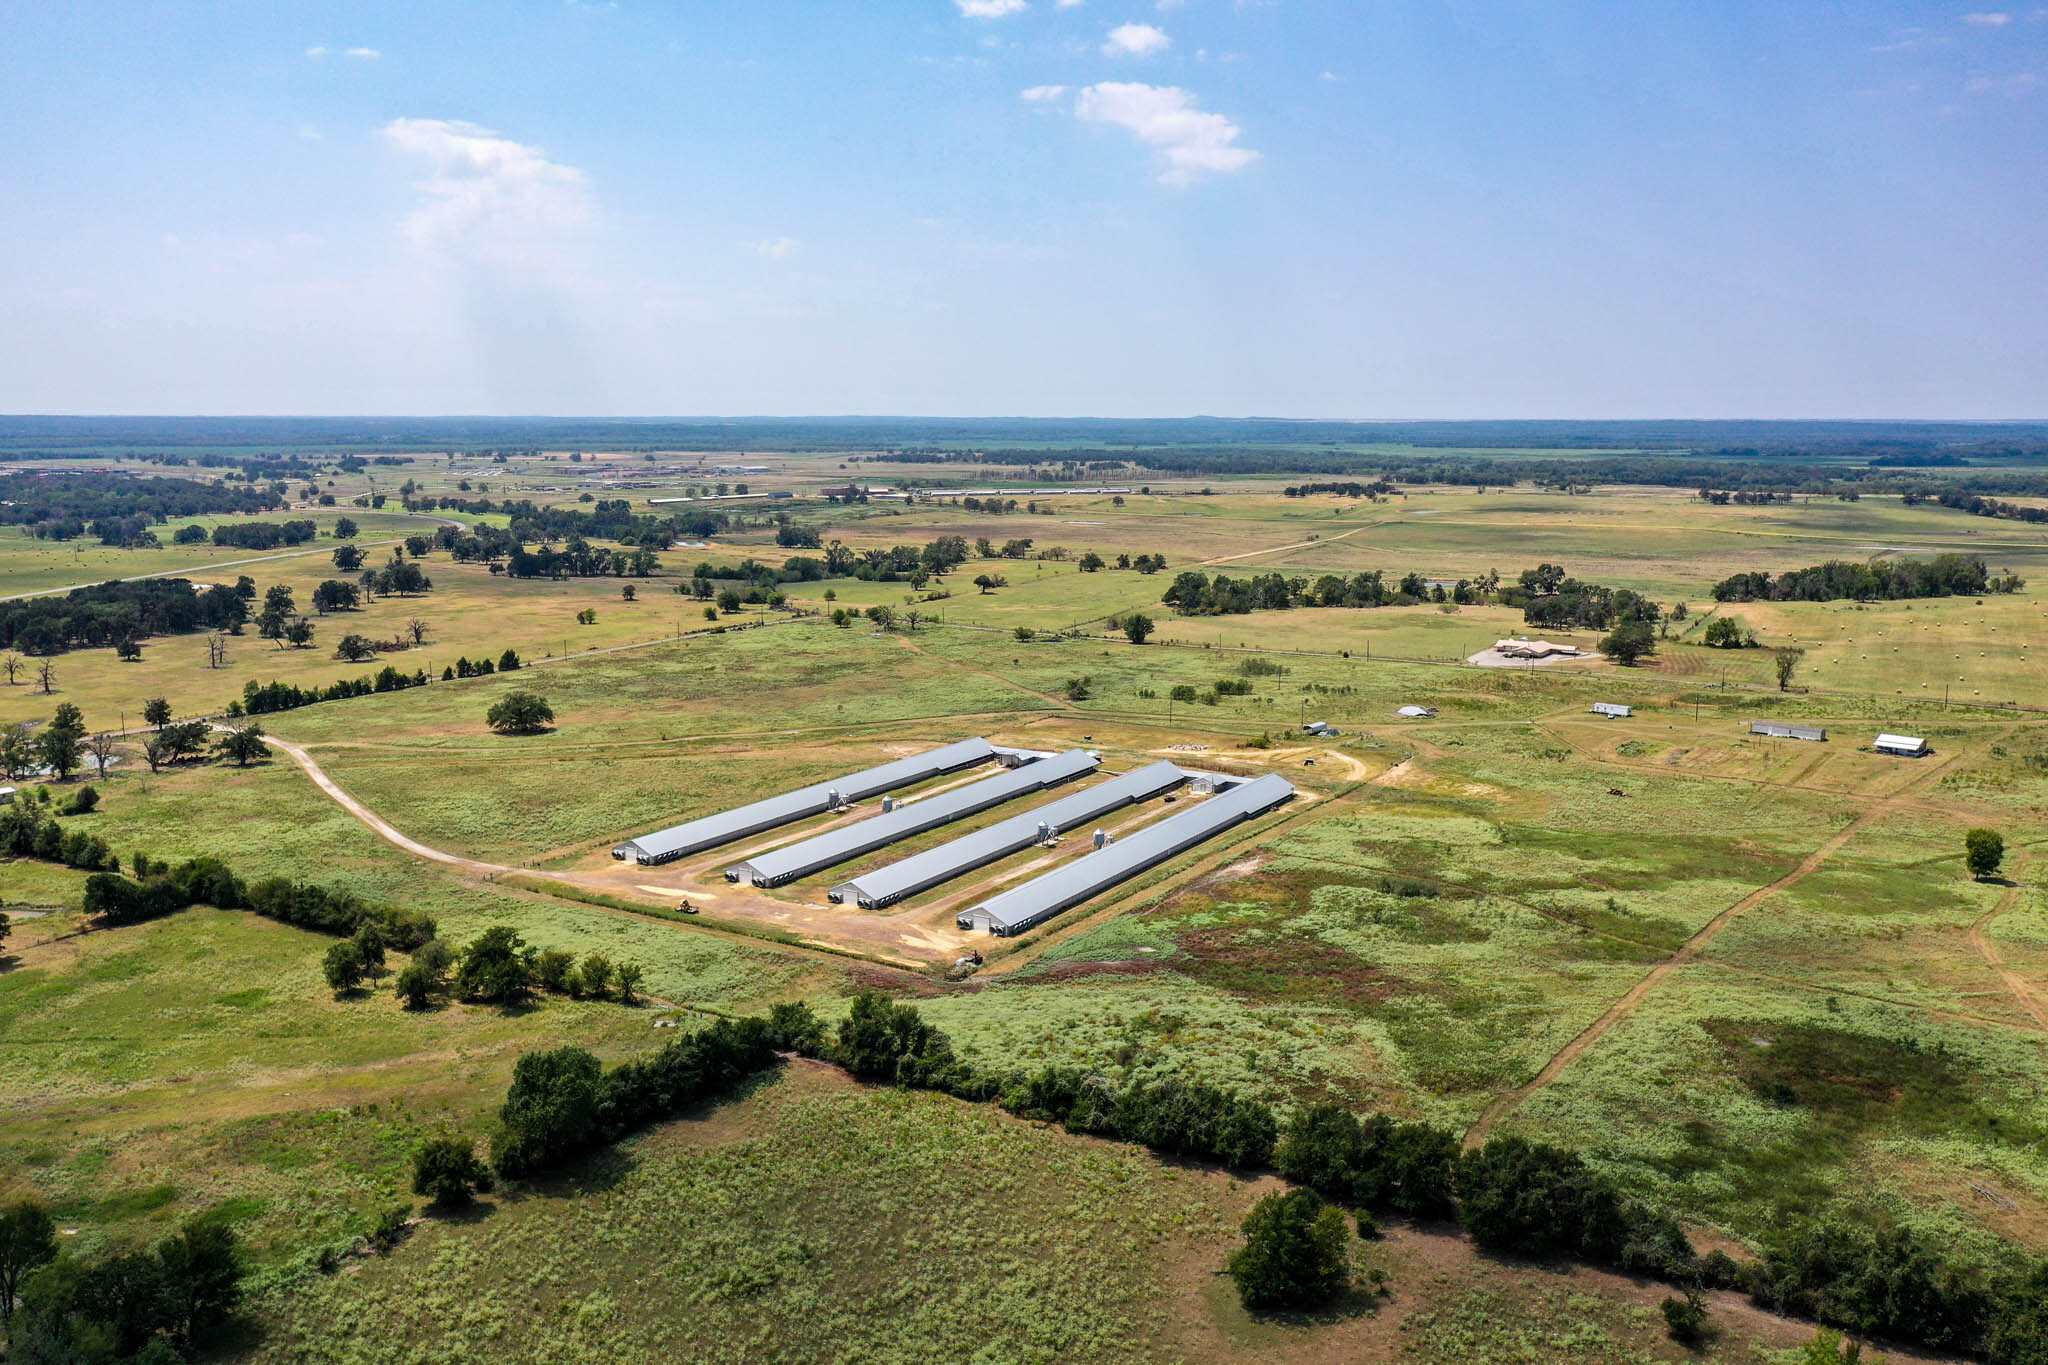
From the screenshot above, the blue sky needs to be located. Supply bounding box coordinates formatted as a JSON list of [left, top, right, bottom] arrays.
[[2, 1, 2043, 417]]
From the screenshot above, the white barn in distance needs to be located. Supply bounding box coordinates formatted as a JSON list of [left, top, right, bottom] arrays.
[[1873, 733, 1929, 756], [1591, 702, 1632, 718]]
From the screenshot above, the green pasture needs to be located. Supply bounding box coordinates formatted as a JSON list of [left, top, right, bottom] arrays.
[[0, 510, 436, 598]]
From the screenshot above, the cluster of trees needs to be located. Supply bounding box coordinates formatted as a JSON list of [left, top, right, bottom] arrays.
[[1920, 487, 2048, 526], [1710, 554, 2017, 603], [0, 471, 280, 539], [1162, 568, 1497, 616], [1697, 488, 1794, 505], [79, 850, 436, 947], [233, 665, 428, 715], [2, 1209, 242, 1363], [503, 540, 660, 580], [381, 925, 639, 1013], [209, 518, 317, 550], [1282, 480, 1400, 499], [0, 793, 117, 873], [444, 650, 520, 679], [0, 579, 247, 656], [1749, 1218, 2046, 1361], [1507, 563, 1661, 631]]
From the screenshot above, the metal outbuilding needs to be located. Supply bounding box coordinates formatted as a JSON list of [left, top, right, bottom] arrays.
[[1395, 705, 1436, 719], [1591, 702, 1632, 718], [829, 760, 1192, 909], [956, 772, 1296, 937], [1749, 721, 1826, 742], [1873, 733, 1929, 756], [612, 737, 999, 865], [724, 749, 1099, 887], [1302, 720, 1340, 736]]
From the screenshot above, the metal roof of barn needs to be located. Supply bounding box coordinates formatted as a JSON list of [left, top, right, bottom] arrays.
[[1874, 733, 1927, 751], [727, 749, 1100, 887], [828, 760, 1191, 910], [957, 772, 1296, 937], [1749, 721, 1826, 741], [615, 737, 999, 864], [1591, 702, 1632, 717]]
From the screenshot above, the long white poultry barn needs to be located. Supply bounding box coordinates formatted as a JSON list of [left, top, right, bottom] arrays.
[[611, 737, 1000, 865], [724, 749, 1100, 888], [956, 772, 1296, 937], [828, 759, 1191, 910]]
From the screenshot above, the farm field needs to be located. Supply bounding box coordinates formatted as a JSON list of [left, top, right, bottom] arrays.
[[5, 448, 2047, 1363]]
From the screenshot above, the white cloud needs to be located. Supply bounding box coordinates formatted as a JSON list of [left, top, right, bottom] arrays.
[[345, 46, 381, 59], [381, 118, 594, 272], [1056, 0, 1083, 7], [1320, 70, 1339, 81], [305, 44, 327, 57], [1966, 69, 2039, 93], [1103, 22, 1171, 56], [1156, 0, 1185, 8], [1019, 84, 1068, 101], [745, 236, 799, 260], [956, 0, 1027, 16], [1074, 82, 1258, 184], [1964, 11, 2011, 23]]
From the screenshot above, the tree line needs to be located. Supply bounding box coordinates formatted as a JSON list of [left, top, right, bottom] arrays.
[[207, 518, 317, 550], [1712, 554, 2020, 603], [0, 471, 280, 540], [0, 578, 247, 656], [464, 992, 2048, 1361]]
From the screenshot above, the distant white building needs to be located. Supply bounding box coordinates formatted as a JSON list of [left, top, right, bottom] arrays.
[[1395, 705, 1437, 719], [1873, 733, 1928, 757], [1591, 702, 1632, 718]]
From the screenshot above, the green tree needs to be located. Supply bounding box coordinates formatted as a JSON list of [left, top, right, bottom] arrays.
[[534, 948, 576, 994], [1226, 1189, 1352, 1310], [332, 516, 359, 539], [212, 722, 270, 767], [332, 544, 364, 571], [493, 1045, 602, 1174], [615, 961, 645, 1004], [352, 920, 387, 975], [323, 939, 368, 995], [574, 952, 615, 1000], [1598, 619, 1655, 665], [1964, 828, 2005, 880], [716, 588, 743, 613], [395, 940, 453, 1010], [335, 632, 376, 662], [1661, 1290, 1711, 1347], [1078, 551, 1105, 572], [1123, 612, 1155, 645], [1702, 615, 1754, 648], [456, 925, 531, 1003], [835, 991, 946, 1081], [0, 1200, 57, 1318], [411, 1134, 494, 1208], [154, 1218, 244, 1348], [1774, 646, 1804, 691], [35, 702, 87, 780], [141, 696, 172, 730], [485, 690, 555, 735]]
